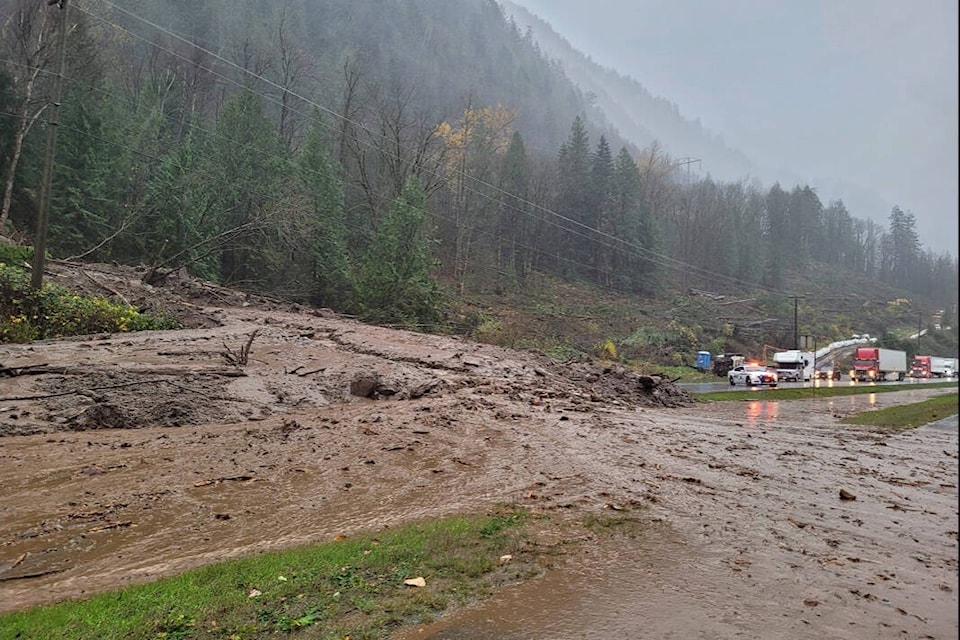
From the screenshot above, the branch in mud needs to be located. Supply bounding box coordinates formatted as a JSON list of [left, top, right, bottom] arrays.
[[193, 475, 255, 487], [0, 363, 53, 377], [79, 269, 130, 305], [88, 521, 135, 532], [142, 220, 264, 285], [636, 374, 680, 389], [221, 329, 259, 366], [286, 365, 326, 377], [0, 568, 66, 582]]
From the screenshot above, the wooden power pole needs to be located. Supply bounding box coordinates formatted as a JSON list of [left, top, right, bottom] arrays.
[[31, 0, 70, 290]]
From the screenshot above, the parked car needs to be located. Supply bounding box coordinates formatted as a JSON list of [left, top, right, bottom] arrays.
[[728, 365, 778, 387]]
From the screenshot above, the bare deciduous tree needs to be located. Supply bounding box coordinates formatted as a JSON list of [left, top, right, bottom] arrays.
[[0, 1, 57, 231]]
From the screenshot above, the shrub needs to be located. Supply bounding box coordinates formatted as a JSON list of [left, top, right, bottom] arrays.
[[0, 263, 180, 343], [0, 244, 34, 266], [594, 339, 617, 360]]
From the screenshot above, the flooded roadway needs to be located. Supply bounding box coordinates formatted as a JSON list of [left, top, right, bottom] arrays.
[[396, 391, 959, 640]]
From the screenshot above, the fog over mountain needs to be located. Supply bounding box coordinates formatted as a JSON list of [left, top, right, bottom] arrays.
[[504, 0, 959, 257]]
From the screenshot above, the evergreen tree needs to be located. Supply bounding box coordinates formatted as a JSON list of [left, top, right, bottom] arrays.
[[497, 131, 532, 280], [139, 125, 221, 281], [884, 206, 920, 288], [588, 135, 614, 285], [355, 177, 445, 329], [554, 116, 591, 278], [297, 112, 353, 309], [763, 183, 789, 288], [209, 88, 287, 286], [611, 146, 659, 292]]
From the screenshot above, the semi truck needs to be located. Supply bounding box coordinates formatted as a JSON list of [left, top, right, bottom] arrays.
[[912, 355, 958, 378], [772, 350, 814, 382], [852, 347, 907, 382], [945, 358, 958, 378]]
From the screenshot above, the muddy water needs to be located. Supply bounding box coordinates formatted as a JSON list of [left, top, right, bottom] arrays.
[[396, 393, 959, 640], [1, 375, 957, 639]]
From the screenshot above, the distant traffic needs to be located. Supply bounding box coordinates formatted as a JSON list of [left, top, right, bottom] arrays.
[[695, 341, 957, 387]]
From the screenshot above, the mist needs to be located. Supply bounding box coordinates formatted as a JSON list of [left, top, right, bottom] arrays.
[[506, 0, 959, 256]]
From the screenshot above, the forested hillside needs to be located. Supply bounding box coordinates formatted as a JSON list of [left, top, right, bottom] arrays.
[[1, 0, 956, 362], [501, 1, 760, 184]]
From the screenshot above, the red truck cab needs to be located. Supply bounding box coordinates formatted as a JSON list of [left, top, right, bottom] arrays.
[[911, 355, 932, 378]]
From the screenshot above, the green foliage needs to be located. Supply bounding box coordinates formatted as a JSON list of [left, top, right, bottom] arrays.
[[298, 111, 353, 308], [0, 244, 33, 265], [666, 319, 700, 350], [0, 263, 179, 343], [622, 326, 668, 348], [542, 343, 589, 362], [472, 315, 503, 341], [355, 178, 446, 330]]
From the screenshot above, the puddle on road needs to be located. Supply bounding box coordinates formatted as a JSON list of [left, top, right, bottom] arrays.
[[746, 400, 779, 427], [392, 522, 739, 640], [744, 393, 886, 428]]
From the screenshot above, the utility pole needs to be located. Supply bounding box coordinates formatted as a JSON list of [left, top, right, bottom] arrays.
[[673, 157, 702, 184], [917, 311, 923, 353], [31, 0, 69, 290], [788, 295, 806, 350]]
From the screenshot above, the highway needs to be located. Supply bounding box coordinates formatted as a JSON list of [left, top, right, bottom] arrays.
[[680, 376, 958, 394]]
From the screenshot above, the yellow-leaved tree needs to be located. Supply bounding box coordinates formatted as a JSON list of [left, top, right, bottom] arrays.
[[434, 100, 516, 292]]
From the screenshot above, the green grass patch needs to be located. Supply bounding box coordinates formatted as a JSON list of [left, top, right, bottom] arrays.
[[840, 393, 959, 431], [697, 380, 958, 402], [0, 508, 536, 640]]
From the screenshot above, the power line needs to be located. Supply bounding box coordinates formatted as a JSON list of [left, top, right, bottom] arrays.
[[76, 0, 795, 299]]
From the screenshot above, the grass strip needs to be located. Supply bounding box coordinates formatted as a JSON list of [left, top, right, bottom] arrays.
[[697, 380, 957, 402], [0, 508, 534, 640], [840, 393, 959, 431]]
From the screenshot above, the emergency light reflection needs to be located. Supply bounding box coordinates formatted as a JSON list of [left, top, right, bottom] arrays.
[[746, 401, 779, 426]]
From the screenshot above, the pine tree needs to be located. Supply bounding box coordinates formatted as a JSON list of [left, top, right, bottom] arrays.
[[209, 88, 287, 286], [588, 135, 614, 285], [555, 116, 590, 278], [297, 111, 353, 309], [497, 131, 532, 281], [355, 177, 445, 329], [884, 206, 920, 288], [612, 146, 659, 292]]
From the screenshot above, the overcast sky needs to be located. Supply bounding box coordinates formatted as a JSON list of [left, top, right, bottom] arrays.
[[508, 0, 958, 256]]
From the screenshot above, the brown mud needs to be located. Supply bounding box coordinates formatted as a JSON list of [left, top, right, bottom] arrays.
[[0, 262, 957, 639]]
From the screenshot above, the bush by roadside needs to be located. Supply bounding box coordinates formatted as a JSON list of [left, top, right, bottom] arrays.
[[0, 262, 180, 343]]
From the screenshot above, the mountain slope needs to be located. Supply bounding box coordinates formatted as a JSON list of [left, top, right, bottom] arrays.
[[502, 1, 761, 181]]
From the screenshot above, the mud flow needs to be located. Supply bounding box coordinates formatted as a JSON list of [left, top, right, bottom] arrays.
[[1, 268, 957, 639], [396, 397, 958, 639]]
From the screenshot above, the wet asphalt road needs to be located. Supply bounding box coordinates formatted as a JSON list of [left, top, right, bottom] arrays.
[[680, 376, 959, 394]]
